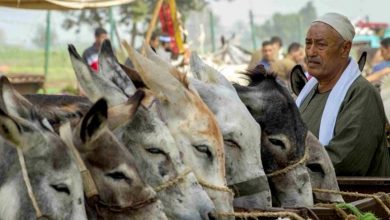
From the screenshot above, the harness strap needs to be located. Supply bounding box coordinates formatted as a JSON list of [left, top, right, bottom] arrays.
[[59, 122, 99, 199], [228, 175, 269, 197], [17, 148, 43, 218]]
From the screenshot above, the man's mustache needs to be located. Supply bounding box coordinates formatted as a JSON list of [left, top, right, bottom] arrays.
[[307, 57, 321, 63]]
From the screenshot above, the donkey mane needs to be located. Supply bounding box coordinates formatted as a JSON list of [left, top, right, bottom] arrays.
[[244, 65, 278, 86]]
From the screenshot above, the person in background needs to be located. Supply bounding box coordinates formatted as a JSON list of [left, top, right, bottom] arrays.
[[367, 37, 390, 82], [271, 42, 305, 83], [149, 32, 160, 53], [270, 36, 285, 60], [258, 41, 275, 71], [82, 27, 108, 72], [156, 34, 172, 62]]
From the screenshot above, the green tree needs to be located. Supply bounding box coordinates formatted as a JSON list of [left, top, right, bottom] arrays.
[[62, 0, 210, 46], [32, 25, 58, 48], [255, 1, 317, 46]]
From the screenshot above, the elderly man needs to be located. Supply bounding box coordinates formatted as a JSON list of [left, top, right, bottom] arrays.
[[296, 13, 390, 176]]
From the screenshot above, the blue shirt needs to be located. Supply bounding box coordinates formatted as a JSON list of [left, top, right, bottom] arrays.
[[258, 59, 271, 71], [372, 61, 390, 73]]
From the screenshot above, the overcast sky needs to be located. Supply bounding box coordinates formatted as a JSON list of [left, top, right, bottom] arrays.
[[0, 0, 389, 48]]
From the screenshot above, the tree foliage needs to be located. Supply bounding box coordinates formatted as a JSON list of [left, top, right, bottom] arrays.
[[255, 1, 317, 46], [32, 25, 58, 48], [62, 0, 208, 33]]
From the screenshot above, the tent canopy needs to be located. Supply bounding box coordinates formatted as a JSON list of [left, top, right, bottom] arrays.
[[0, 0, 135, 10]]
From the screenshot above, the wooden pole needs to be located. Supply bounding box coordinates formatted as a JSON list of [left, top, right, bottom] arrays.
[[145, 0, 164, 45], [209, 10, 216, 52], [43, 10, 51, 93], [249, 10, 257, 51]]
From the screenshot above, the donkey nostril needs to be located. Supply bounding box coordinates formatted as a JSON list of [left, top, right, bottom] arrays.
[[207, 212, 216, 220]]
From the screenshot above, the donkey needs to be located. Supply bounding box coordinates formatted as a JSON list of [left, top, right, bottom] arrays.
[[0, 77, 87, 219], [60, 97, 168, 220], [142, 47, 271, 209], [233, 67, 314, 207], [124, 41, 234, 219], [68, 42, 216, 220]]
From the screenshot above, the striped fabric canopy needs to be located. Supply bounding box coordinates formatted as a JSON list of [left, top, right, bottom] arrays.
[[0, 0, 135, 10]]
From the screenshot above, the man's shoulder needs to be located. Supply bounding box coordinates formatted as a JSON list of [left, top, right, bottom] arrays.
[[373, 61, 390, 73], [83, 45, 98, 57], [346, 75, 381, 102]]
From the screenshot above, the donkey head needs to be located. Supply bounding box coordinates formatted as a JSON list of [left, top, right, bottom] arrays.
[[63, 97, 167, 220], [234, 66, 313, 207], [189, 53, 271, 209], [125, 42, 234, 218], [113, 90, 216, 220], [69, 44, 215, 220], [0, 77, 87, 220]]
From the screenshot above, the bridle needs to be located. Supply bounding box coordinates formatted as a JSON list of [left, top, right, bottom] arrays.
[[59, 123, 158, 218]]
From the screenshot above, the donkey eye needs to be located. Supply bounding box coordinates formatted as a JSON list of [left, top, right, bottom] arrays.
[[306, 163, 325, 177], [51, 183, 70, 195], [224, 139, 241, 150], [193, 144, 212, 158], [106, 171, 130, 181], [146, 147, 164, 154], [268, 138, 286, 149]]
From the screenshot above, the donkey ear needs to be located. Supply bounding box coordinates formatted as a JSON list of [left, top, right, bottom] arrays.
[[80, 98, 108, 144], [0, 76, 34, 119], [120, 64, 147, 88], [68, 44, 128, 106], [0, 108, 22, 146], [190, 52, 233, 89], [107, 90, 144, 130], [357, 51, 367, 72], [143, 42, 173, 72], [290, 65, 307, 96], [98, 39, 137, 97], [122, 41, 187, 103]]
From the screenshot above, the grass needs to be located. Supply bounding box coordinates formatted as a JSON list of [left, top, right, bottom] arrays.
[[0, 46, 78, 94]]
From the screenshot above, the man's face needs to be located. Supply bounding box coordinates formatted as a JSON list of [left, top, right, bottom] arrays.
[[305, 22, 350, 79], [380, 46, 390, 60], [262, 45, 274, 61], [95, 33, 108, 46], [150, 38, 160, 49], [292, 47, 305, 64]]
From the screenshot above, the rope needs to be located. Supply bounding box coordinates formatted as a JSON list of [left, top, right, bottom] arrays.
[[154, 168, 192, 192], [313, 188, 390, 216], [266, 146, 308, 178], [17, 148, 43, 219], [196, 176, 234, 195], [215, 211, 306, 220]]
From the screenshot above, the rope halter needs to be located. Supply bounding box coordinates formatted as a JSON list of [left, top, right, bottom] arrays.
[[266, 146, 309, 178]]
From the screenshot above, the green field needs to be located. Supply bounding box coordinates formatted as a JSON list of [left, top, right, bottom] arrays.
[[0, 46, 78, 94]]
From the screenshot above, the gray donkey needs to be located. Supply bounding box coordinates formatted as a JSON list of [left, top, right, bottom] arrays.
[[60, 97, 168, 220], [0, 76, 87, 220]]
